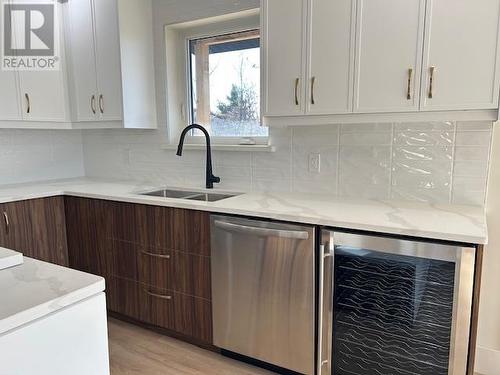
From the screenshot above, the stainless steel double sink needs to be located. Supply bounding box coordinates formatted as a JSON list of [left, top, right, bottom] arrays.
[[140, 189, 238, 202]]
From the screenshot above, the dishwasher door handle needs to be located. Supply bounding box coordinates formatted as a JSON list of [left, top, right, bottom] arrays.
[[213, 220, 310, 240]]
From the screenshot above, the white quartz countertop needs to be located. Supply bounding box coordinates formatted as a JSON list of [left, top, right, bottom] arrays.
[[0, 256, 104, 335], [0, 178, 488, 244]]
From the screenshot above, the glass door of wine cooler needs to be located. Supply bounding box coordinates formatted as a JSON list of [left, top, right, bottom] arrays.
[[318, 231, 476, 375]]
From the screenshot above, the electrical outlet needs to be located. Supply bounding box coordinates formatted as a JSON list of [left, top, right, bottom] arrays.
[[308, 153, 321, 173]]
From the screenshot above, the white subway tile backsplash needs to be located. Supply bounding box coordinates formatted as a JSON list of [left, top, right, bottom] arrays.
[[0, 130, 84, 185], [80, 121, 493, 206]]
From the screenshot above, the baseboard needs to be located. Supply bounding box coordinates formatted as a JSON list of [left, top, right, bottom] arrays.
[[475, 346, 500, 375]]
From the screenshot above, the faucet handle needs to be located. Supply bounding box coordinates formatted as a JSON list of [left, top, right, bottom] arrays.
[[212, 176, 221, 184]]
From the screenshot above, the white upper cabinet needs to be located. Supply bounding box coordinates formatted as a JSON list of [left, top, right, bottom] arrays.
[[0, 71, 21, 121], [66, 0, 122, 123], [18, 70, 69, 121], [66, 0, 99, 121], [93, 0, 123, 121], [307, 0, 355, 114], [0, 0, 69, 123], [262, 0, 306, 116], [353, 0, 425, 113], [420, 0, 500, 111], [262, 0, 500, 125]]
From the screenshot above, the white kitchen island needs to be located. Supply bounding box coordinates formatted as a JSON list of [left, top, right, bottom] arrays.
[[0, 254, 109, 375]]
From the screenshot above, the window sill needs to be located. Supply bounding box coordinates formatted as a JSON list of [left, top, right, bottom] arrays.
[[160, 144, 276, 152]]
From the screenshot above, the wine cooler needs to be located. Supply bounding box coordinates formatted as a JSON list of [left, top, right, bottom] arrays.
[[318, 231, 476, 375]]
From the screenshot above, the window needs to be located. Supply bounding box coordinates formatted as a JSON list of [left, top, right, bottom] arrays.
[[188, 29, 268, 143]]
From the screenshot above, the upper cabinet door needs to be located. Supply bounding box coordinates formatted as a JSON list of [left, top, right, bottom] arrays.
[[0, 1, 21, 121], [66, 0, 99, 121], [18, 70, 69, 121], [262, 0, 306, 116], [421, 0, 500, 111], [93, 0, 123, 121], [353, 0, 425, 113], [0, 71, 21, 121], [307, 0, 356, 114]]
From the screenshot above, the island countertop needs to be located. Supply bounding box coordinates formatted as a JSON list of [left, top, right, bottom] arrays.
[[0, 256, 104, 335], [0, 177, 488, 245]]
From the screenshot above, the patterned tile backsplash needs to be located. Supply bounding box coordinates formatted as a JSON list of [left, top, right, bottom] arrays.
[[82, 121, 494, 206]]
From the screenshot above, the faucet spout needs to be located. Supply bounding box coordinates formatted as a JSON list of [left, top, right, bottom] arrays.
[[176, 124, 220, 189]]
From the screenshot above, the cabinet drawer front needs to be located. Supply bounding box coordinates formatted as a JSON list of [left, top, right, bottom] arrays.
[[171, 252, 211, 300], [138, 248, 211, 300], [172, 292, 212, 344], [107, 277, 142, 321], [141, 286, 176, 331], [106, 239, 139, 281], [138, 247, 174, 291], [109, 202, 210, 256]]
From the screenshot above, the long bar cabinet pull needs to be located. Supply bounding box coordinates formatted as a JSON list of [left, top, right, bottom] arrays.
[[407, 68, 413, 100], [3, 212, 9, 235], [141, 250, 171, 259], [99, 94, 104, 114], [25, 93, 30, 114], [294, 78, 300, 106], [428, 66, 436, 99], [91, 95, 96, 114], [144, 289, 172, 301], [311, 76, 316, 105]]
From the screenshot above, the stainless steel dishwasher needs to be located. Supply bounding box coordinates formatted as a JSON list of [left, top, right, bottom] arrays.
[[211, 215, 315, 375]]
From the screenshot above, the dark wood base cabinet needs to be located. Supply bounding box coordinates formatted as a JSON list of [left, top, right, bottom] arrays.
[[0, 197, 68, 266], [64, 197, 213, 345]]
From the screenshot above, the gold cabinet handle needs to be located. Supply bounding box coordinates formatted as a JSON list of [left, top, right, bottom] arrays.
[[428, 66, 436, 99], [144, 289, 172, 301], [141, 250, 171, 259], [3, 212, 9, 235], [407, 68, 413, 100], [91, 95, 96, 114], [99, 94, 104, 114], [24, 93, 30, 114], [311, 76, 316, 105], [294, 78, 300, 106]]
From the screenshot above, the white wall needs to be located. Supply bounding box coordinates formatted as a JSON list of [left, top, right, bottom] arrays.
[[476, 125, 500, 375], [0, 129, 84, 185]]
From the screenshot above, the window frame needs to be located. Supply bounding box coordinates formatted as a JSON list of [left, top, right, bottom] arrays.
[[183, 26, 268, 146]]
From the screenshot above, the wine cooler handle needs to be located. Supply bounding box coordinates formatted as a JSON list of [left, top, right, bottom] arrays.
[[318, 243, 334, 375]]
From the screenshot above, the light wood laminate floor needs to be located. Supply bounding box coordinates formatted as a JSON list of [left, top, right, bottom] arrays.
[[108, 318, 276, 375], [109, 319, 484, 375]]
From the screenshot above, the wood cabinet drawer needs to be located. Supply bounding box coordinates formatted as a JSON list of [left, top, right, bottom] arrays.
[[107, 276, 142, 321], [141, 285, 212, 344], [140, 285, 175, 331], [172, 292, 212, 343], [107, 277, 212, 344], [106, 239, 139, 281], [139, 249, 211, 299], [107, 201, 210, 256], [107, 239, 211, 299]]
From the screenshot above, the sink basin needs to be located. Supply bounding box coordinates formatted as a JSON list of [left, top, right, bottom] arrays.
[[141, 189, 238, 202], [186, 193, 237, 202]]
